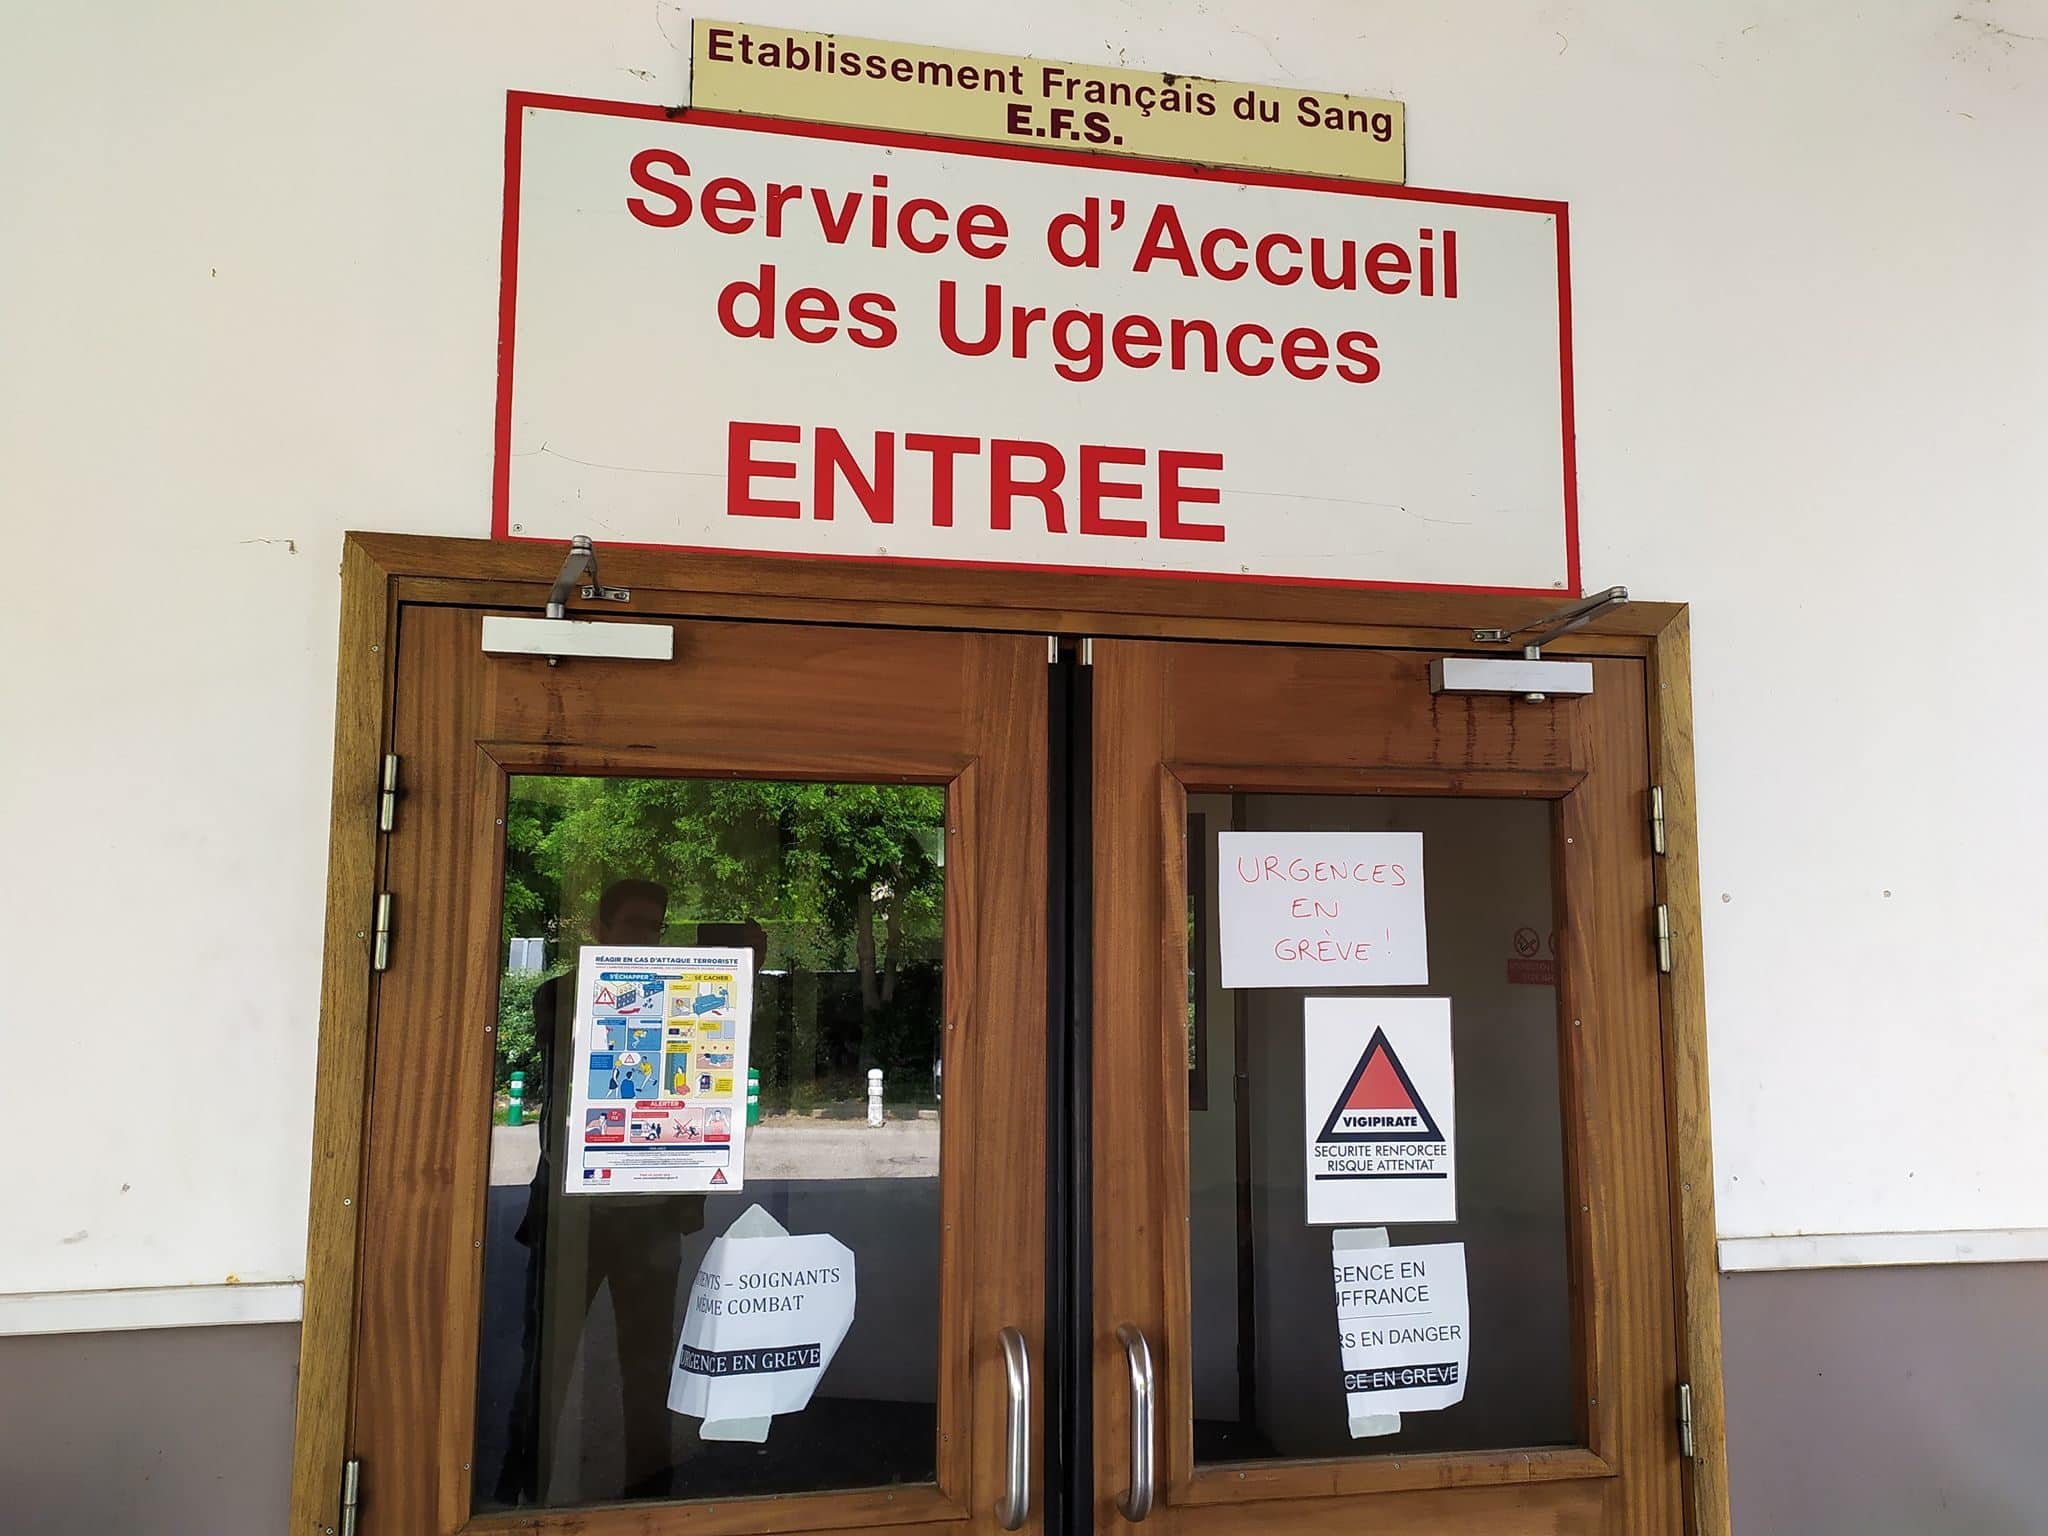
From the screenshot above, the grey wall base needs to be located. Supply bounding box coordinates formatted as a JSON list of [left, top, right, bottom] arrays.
[[1722, 1262, 2048, 1535], [3, 1264, 2044, 1534], [0, 1321, 297, 1536]]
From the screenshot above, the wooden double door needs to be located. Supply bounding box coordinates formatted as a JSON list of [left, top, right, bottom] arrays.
[[313, 550, 1705, 1536]]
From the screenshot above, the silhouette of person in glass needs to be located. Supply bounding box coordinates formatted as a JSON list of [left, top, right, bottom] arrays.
[[496, 883, 767, 1507]]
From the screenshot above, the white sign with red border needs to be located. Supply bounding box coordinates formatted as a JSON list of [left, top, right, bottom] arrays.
[[494, 94, 1579, 595]]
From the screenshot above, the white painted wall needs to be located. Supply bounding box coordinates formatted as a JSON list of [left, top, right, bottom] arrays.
[[3, 1, 2046, 1309]]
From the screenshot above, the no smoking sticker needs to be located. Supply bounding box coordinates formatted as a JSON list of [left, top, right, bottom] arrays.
[[1506, 924, 1557, 986]]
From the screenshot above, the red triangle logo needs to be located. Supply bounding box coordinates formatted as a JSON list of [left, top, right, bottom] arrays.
[[1318, 1027, 1444, 1144], [710, 1168, 728, 1185], [1345, 1045, 1419, 1113]]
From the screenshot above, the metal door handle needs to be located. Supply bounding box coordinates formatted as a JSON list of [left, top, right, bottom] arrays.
[[997, 1326, 1030, 1530], [1116, 1324, 1155, 1522]]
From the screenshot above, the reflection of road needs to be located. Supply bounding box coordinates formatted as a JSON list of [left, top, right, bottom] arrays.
[[491, 1122, 541, 1185], [748, 1115, 940, 1180], [488, 1116, 941, 1186]]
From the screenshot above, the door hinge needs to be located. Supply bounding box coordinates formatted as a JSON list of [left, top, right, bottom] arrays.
[[1654, 904, 1673, 974], [372, 893, 393, 973], [1676, 1382, 1696, 1458], [378, 753, 400, 833], [337, 1457, 362, 1536], [1649, 784, 1667, 856]]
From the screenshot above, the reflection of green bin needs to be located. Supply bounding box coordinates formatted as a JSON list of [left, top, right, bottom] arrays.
[[746, 1067, 761, 1127], [507, 1071, 525, 1127]]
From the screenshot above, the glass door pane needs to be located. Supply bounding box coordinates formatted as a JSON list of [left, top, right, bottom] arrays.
[[1185, 792, 1574, 1464], [1087, 636, 1681, 1536], [475, 776, 950, 1510], [351, 609, 1045, 1536]]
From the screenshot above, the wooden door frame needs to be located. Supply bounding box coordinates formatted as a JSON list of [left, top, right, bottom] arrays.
[[291, 531, 1726, 1536]]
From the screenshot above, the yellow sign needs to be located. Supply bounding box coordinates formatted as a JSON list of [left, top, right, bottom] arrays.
[[690, 20, 1405, 185]]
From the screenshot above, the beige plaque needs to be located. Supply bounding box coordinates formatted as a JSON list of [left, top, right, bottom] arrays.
[[691, 20, 1405, 184]]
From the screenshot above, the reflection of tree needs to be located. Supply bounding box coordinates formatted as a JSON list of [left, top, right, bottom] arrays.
[[503, 776, 946, 1048]]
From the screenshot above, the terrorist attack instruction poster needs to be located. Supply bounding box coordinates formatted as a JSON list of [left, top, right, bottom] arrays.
[[564, 946, 754, 1195]]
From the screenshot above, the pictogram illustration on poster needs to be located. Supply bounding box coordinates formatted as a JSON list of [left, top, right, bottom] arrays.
[[564, 945, 754, 1195], [669, 1204, 857, 1441], [1303, 997, 1455, 1224], [1333, 1234, 1469, 1423]]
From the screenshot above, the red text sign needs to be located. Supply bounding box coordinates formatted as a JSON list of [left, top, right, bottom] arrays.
[[1218, 832, 1427, 987], [495, 95, 1578, 594]]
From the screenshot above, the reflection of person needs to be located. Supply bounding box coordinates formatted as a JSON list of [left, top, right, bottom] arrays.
[[694, 920, 767, 981], [496, 899, 772, 1507], [498, 879, 709, 1505]]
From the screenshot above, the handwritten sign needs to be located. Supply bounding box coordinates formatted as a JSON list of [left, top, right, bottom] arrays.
[[1217, 833, 1426, 988]]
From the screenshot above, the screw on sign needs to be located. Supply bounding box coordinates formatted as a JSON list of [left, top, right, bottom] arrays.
[[1512, 926, 1542, 958]]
